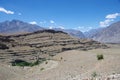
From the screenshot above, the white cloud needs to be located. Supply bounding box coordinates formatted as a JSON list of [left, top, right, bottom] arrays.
[[99, 13, 120, 27], [0, 7, 14, 14], [50, 20, 55, 24], [29, 21, 37, 25], [106, 13, 120, 19], [100, 19, 114, 27], [49, 26, 53, 29]]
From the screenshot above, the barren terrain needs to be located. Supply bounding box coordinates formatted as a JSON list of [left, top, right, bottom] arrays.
[[0, 44, 120, 80]]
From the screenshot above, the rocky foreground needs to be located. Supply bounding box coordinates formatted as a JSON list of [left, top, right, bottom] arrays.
[[0, 46, 120, 80]]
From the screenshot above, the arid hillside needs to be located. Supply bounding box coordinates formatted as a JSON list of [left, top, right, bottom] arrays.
[[0, 29, 107, 64]]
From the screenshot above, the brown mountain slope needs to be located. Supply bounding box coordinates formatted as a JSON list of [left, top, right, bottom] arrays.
[[0, 29, 107, 64]]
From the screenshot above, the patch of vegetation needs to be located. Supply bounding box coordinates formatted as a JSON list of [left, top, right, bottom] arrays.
[[12, 59, 30, 66], [60, 57, 63, 60], [11, 58, 46, 67], [91, 71, 97, 78], [30, 60, 40, 66], [40, 67, 45, 71], [97, 54, 104, 60], [45, 61, 48, 64]]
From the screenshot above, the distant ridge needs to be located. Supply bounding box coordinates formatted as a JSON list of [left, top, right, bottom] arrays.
[[92, 21, 120, 43], [12, 29, 68, 37], [0, 20, 85, 38], [53, 28, 85, 39], [84, 28, 104, 38], [0, 20, 44, 35]]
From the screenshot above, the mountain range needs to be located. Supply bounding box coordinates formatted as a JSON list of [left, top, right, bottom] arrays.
[[84, 28, 104, 38], [0, 20, 44, 35], [53, 28, 85, 38], [0, 20, 85, 39], [0, 19, 120, 43], [91, 21, 120, 43]]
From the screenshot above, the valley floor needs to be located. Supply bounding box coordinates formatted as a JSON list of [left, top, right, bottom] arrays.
[[0, 44, 120, 80]]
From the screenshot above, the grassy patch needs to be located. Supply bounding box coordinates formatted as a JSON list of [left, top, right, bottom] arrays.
[[11, 58, 46, 67], [12, 60, 30, 66]]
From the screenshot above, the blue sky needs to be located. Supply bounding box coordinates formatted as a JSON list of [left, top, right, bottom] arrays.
[[0, 0, 120, 32]]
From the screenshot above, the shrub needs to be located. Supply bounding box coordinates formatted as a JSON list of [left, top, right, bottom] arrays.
[[97, 54, 104, 60], [45, 61, 48, 64], [91, 71, 97, 77], [40, 68, 44, 71], [60, 57, 63, 60]]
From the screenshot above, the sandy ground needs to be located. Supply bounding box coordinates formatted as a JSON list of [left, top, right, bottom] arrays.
[[0, 44, 120, 80]]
